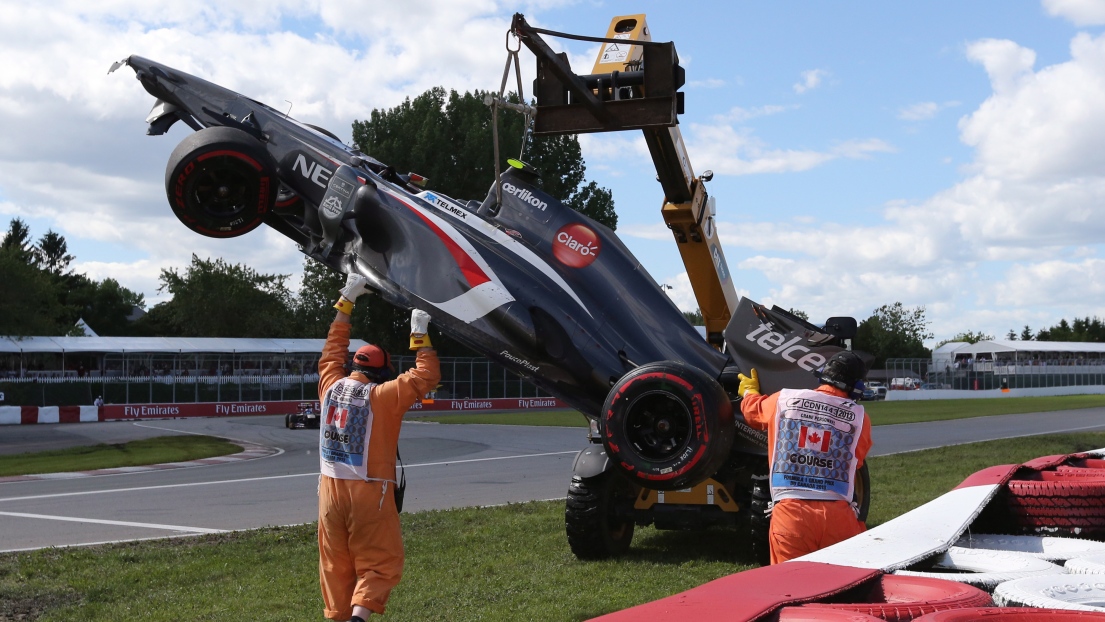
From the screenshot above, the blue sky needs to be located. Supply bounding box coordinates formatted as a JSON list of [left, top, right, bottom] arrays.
[[3, 0, 1105, 346]]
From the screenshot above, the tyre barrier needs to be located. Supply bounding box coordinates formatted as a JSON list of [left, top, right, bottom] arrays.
[[954, 534, 1105, 562], [798, 575, 993, 622], [1067, 554, 1105, 575], [776, 607, 883, 621], [911, 607, 1105, 620], [1005, 475, 1105, 535], [895, 547, 1065, 592], [993, 575, 1105, 611]]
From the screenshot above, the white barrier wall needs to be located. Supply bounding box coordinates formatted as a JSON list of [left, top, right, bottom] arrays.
[[886, 386, 1105, 401]]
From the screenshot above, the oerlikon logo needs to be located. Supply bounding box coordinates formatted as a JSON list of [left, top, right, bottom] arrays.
[[553, 223, 601, 268]]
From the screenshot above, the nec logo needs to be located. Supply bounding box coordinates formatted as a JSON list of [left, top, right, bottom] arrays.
[[746, 323, 827, 372], [293, 154, 333, 188]]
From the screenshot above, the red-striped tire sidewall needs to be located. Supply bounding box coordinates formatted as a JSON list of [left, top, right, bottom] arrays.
[[601, 361, 734, 490], [911, 607, 1105, 621], [800, 575, 992, 622]]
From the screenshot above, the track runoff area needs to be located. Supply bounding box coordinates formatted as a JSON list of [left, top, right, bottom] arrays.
[[4, 404, 1105, 554]]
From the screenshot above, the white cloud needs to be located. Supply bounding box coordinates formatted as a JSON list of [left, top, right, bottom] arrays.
[[707, 30, 1105, 341], [683, 124, 893, 175], [688, 78, 726, 89], [793, 68, 828, 94], [714, 104, 793, 123], [898, 100, 960, 121], [1043, 0, 1105, 25]]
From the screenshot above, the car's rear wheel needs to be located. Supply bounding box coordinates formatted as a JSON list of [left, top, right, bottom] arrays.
[[601, 361, 734, 490], [164, 126, 277, 238]]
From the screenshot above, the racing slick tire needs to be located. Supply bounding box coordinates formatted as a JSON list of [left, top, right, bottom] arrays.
[[895, 547, 1065, 591], [565, 470, 637, 560], [1005, 475, 1105, 534], [601, 361, 735, 491], [165, 126, 277, 238], [798, 575, 993, 622], [993, 574, 1105, 611], [911, 608, 1105, 621], [285, 414, 293, 429], [954, 534, 1105, 562]]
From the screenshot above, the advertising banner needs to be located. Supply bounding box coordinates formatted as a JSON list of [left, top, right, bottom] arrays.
[[100, 397, 568, 421]]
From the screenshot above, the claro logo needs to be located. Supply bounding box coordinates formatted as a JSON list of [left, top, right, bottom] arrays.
[[746, 323, 827, 372], [502, 182, 547, 211], [553, 223, 601, 268]]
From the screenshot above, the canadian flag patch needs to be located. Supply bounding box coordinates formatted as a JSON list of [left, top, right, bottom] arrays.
[[798, 425, 831, 452]]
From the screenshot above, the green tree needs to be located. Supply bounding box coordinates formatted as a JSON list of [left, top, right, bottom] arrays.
[[351, 88, 617, 229], [2, 218, 36, 265], [682, 309, 704, 326], [0, 247, 65, 336], [1020, 325, 1034, 341], [35, 230, 74, 276], [1036, 317, 1105, 342], [787, 308, 810, 321], [294, 258, 347, 338], [1006, 329, 1017, 340], [73, 278, 146, 336], [154, 255, 295, 338], [936, 330, 994, 348], [854, 302, 932, 368]]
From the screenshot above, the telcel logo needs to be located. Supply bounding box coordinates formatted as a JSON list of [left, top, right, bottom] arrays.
[[502, 182, 548, 211], [746, 323, 827, 372], [553, 223, 601, 268]]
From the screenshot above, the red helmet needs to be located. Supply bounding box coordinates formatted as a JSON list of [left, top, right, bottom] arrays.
[[353, 344, 389, 369]]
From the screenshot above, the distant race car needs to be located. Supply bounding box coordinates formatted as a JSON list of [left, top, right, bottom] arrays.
[[286, 403, 321, 430]]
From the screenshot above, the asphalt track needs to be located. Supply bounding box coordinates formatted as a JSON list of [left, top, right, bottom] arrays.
[[2, 407, 1104, 553]]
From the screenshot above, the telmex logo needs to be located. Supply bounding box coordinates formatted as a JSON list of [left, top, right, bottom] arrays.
[[745, 323, 827, 372], [553, 223, 601, 268], [502, 182, 548, 211]]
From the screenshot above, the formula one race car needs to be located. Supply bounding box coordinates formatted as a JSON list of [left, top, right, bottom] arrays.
[[286, 402, 321, 429], [114, 55, 863, 560]]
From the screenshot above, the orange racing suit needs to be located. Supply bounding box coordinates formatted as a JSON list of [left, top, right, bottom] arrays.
[[741, 385, 871, 564], [317, 319, 440, 619]]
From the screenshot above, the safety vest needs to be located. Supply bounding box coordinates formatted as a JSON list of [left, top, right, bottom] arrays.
[[319, 377, 376, 481], [769, 388, 864, 503]]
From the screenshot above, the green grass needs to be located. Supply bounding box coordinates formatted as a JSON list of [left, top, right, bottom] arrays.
[[419, 394, 1105, 428], [0, 436, 242, 477], [864, 393, 1105, 426], [5, 431, 1105, 621]]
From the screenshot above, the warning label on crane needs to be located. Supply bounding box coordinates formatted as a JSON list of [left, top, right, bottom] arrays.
[[599, 33, 633, 64]]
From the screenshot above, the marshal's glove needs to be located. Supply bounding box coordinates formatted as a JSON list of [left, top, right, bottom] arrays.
[[737, 368, 760, 398], [410, 309, 432, 350], [334, 273, 370, 315]]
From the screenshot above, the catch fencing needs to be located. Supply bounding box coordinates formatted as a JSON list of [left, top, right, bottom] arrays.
[[0, 356, 552, 407], [885, 358, 1105, 391]]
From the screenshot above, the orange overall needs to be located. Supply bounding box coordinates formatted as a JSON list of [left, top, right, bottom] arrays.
[[317, 320, 440, 619], [741, 385, 872, 564]]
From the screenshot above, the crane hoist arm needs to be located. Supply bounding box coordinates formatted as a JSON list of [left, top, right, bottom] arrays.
[[510, 13, 739, 347]]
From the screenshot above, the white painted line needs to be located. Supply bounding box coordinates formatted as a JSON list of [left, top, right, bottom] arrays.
[[874, 422, 1105, 457], [404, 450, 577, 469], [131, 421, 286, 460], [0, 533, 201, 554], [0, 510, 225, 534], [0, 450, 579, 503]]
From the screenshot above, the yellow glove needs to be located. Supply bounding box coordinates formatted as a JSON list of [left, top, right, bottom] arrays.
[[409, 309, 433, 350], [737, 368, 760, 398]]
